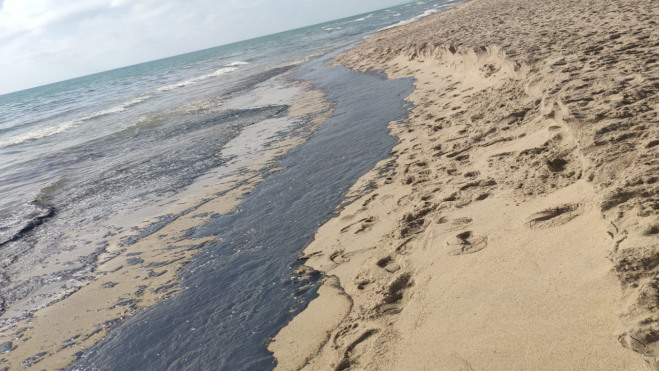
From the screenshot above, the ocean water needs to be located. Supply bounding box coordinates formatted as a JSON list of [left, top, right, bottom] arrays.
[[0, 0, 462, 369]]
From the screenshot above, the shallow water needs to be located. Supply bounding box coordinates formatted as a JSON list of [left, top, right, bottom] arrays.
[[71, 49, 414, 371], [0, 0, 459, 323]]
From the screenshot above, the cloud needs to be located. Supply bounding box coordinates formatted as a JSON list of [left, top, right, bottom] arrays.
[[0, 0, 110, 40], [0, 0, 410, 95]]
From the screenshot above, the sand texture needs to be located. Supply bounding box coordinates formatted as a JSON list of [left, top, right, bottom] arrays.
[[0, 85, 332, 371], [272, 0, 659, 369]]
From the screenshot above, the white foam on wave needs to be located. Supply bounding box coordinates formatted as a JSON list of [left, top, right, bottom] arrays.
[[378, 7, 445, 31], [0, 64, 245, 149], [153, 67, 238, 93], [0, 95, 151, 149], [353, 14, 373, 22], [282, 52, 328, 68]]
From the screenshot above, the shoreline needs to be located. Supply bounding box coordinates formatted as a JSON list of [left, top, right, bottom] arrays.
[[272, 0, 659, 369], [68, 47, 415, 370]]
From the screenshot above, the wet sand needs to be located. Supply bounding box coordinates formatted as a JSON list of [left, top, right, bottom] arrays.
[[272, 0, 659, 369], [0, 83, 333, 370]]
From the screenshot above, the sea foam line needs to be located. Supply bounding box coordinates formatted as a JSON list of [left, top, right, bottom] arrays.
[[153, 66, 239, 93], [0, 63, 247, 149], [380, 9, 438, 30], [0, 95, 151, 149], [379, 6, 453, 31], [353, 14, 374, 22]]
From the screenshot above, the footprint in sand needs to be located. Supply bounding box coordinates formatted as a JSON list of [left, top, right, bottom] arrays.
[[437, 216, 473, 232], [361, 193, 378, 207], [526, 203, 583, 229], [340, 216, 377, 235], [400, 204, 436, 237], [333, 329, 378, 371], [377, 273, 414, 315], [376, 256, 401, 273], [332, 322, 361, 349], [446, 231, 488, 256], [330, 250, 349, 264]]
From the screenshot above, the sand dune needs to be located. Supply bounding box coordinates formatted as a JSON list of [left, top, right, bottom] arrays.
[[272, 0, 659, 369]]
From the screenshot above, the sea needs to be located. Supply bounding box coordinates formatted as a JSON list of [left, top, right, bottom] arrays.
[[0, 1, 461, 369]]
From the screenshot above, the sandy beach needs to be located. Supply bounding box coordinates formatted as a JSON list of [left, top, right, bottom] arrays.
[[2, 0, 658, 368], [271, 0, 659, 369]]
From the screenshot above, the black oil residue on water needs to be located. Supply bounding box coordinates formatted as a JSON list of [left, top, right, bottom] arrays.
[[73, 49, 414, 371]]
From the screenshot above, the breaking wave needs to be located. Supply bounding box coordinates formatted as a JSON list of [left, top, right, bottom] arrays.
[[0, 95, 151, 149], [153, 66, 238, 93], [379, 6, 450, 31], [353, 14, 374, 22], [0, 64, 246, 149]]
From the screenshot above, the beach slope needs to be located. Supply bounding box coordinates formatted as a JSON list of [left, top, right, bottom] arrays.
[[271, 0, 659, 369]]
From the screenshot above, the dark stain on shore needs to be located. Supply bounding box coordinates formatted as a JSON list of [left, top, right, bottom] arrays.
[[71, 48, 414, 371], [0, 201, 54, 249]]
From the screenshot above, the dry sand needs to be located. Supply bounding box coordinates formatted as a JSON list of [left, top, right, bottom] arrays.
[[271, 0, 659, 369], [0, 84, 332, 370]]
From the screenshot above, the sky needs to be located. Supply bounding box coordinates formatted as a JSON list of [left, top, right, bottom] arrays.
[[0, 0, 411, 95]]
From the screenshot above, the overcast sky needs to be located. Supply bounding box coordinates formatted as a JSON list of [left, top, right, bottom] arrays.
[[0, 0, 411, 95]]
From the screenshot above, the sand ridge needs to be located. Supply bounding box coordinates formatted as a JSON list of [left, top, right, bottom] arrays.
[[272, 0, 659, 369]]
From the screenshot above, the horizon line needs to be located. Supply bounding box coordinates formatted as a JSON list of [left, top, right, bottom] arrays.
[[0, 0, 416, 97]]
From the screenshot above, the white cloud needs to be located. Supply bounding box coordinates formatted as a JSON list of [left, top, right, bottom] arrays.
[[0, 0, 110, 40], [0, 0, 410, 95]]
